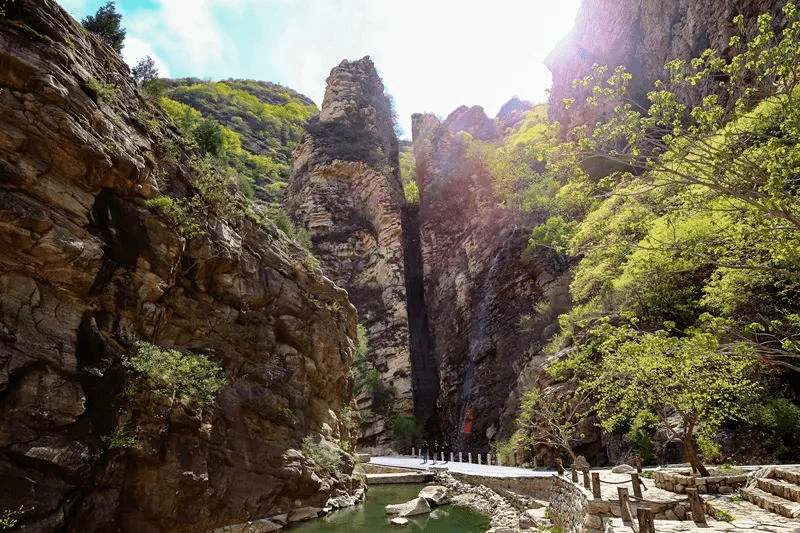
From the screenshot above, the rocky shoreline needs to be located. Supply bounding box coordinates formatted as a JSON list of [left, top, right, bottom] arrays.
[[432, 471, 549, 533]]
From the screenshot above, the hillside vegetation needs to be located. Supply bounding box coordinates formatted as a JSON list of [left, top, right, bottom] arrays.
[[484, 6, 800, 467], [161, 78, 317, 202]]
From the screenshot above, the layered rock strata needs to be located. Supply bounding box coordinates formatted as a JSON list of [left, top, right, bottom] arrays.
[[0, 2, 359, 531], [547, 0, 787, 130], [284, 57, 412, 445], [411, 109, 571, 453]]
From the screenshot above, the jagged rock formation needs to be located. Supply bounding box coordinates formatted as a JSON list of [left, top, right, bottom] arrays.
[[284, 57, 413, 446], [547, 0, 787, 129], [411, 108, 571, 453], [0, 1, 360, 531], [496, 97, 533, 130]]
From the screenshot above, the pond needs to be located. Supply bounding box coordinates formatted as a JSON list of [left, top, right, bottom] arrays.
[[286, 483, 491, 533]]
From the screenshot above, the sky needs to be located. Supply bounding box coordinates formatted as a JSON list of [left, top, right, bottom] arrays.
[[57, 0, 582, 138]]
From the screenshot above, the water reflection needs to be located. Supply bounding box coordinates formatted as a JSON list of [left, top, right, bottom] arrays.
[[287, 484, 489, 533]]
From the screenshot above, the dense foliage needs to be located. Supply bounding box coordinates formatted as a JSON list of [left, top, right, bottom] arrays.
[[125, 341, 225, 411], [490, 5, 800, 467]]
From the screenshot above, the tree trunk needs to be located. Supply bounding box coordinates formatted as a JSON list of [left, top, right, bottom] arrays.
[[683, 437, 710, 477]]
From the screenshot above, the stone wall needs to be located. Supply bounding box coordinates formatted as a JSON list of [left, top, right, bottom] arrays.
[[550, 475, 597, 533], [654, 471, 748, 495], [448, 472, 553, 502]]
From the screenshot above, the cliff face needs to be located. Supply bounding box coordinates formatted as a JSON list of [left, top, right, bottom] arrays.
[[547, 0, 787, 129], [411, 109, 571, 452], [284, 57, 412, 446], [0, 2, 359, 531]]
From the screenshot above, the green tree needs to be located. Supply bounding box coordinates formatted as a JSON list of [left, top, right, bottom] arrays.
[[515, 386, 592, 463], [81, 1, 126, 52], [562, 4, 800, 372], [131, 55, 157, 84], [193, 118, 225, 157], [553, 318, 761, 476]]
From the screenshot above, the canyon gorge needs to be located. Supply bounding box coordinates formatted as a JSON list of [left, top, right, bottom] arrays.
[[1, 0, 799, 530]]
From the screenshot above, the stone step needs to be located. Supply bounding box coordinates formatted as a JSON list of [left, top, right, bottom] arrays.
[[365, 472, 435, 485], [775, 468, 800, 485], [757, 477, 800, 503], [741, 486, 800, 518]]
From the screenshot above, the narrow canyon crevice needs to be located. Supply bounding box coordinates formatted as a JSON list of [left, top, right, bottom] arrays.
[[401, 204, 439, 435]]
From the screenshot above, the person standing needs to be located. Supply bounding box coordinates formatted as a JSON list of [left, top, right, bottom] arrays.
[[422, 440, 429, 464]]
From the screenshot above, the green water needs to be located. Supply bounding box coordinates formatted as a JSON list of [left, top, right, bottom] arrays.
[[286, 484, 490, 532]]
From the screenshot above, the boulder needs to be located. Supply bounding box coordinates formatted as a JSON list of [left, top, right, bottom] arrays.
[[386, 497, 431, 517], [574, 455, 591, 469], [390, 517, 410, 526], [612, 464, 636, 474], [419, 485, 451, 506], [287, 507, 321, 523], [518, 508, 539, 529]]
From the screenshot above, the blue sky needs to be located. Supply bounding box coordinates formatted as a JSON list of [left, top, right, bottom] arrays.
[[57, 0, 582, 138]]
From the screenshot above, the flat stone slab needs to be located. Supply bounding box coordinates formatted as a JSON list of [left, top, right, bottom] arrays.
[[366, 472, 435, 484]]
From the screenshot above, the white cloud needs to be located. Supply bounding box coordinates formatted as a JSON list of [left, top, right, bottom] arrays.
[[122, 36, 172, 78], [126, 0, 238, 77]]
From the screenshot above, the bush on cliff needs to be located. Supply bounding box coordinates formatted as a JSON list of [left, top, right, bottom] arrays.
[[125, 341, 225, 412], [81, 1, 125, 52]]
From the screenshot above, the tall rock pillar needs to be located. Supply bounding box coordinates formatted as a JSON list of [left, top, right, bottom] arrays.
[[285, 57, 412, 446]]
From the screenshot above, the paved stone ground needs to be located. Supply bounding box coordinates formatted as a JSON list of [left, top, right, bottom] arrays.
[[370, 455, 552, 477], [370, 457, 800, 532]]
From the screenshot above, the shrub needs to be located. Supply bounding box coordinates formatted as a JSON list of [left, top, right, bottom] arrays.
[[87, 76, 118, 102], [102, 422, 140, 449], [125, 341, 225, 411], [145, 195, 204, 239], [391, 416, 422, 448], [193, 118, 225, 157], [302, 435, 341, 475], [625, 410, 658, 465], [81, 1, 125, 52]]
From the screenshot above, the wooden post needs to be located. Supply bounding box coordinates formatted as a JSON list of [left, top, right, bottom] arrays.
[[487, 453, 492, 465], [440, 452, 444, 462], [631, 472, 642, 499], [571, 464, 578, 483], [686, 488, 706, 524], [635, 453, 642, 473], [468, 452, 472, 464], [591, 472, 602, 499], [555, 458, 564, 476], [450, 451, 454, 462], [478, 453, 482, 465], [513, 451, 517, 466], [636, 507, 655, 533], [459, 451, 463, 463], [582, 467, 591, 489], [618, 487, 633, 522]]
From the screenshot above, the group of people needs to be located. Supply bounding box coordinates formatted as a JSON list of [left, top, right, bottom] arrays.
[[420, 439, 449, 464]]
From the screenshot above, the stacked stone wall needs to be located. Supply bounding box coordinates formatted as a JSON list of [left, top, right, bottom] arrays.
[[654, 471, 748, 495], [550, 475, 599, 533]]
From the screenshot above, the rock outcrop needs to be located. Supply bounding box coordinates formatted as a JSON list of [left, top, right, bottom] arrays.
[[547, 0, 787, 130], [0, 1, 359, 531], [284, 57, 412, 445], [411, 108, 571, 453]]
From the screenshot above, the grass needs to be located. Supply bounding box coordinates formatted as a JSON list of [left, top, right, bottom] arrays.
[[714, 509, 735, 522], [86, 75, 118, 102]]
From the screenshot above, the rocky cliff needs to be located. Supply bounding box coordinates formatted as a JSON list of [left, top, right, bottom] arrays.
[[284, 57, 413, 446], [411, 108, 571, 453], [0, 1, 360, 531], [547, 0, 787, 129]]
